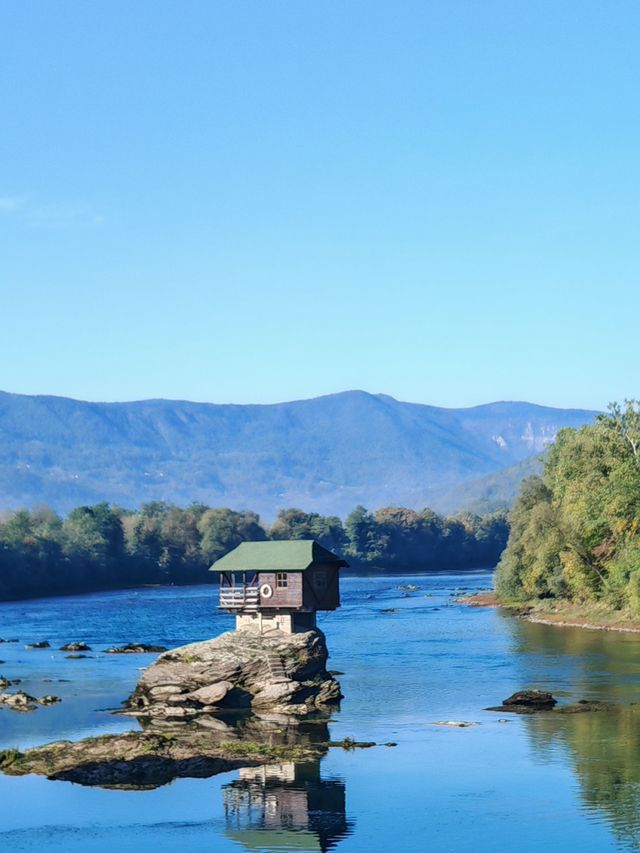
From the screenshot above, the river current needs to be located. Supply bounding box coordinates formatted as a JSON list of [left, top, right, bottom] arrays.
[[1, 571, 640, 852]]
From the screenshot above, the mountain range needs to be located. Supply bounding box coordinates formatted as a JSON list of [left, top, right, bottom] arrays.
[[0, 390, 597, 518]]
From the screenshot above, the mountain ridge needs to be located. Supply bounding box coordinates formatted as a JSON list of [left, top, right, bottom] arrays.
[[0, 389, 598, 518]]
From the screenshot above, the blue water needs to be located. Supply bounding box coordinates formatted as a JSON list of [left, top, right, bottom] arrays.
[[2, 572, 640, 852]]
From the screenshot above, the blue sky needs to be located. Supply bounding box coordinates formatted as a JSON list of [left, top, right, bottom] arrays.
[[1, 1, 638, 410]]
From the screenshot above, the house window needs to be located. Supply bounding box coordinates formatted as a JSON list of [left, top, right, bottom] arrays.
[[313, 571, 327, 590], [276, 572, 288, 588]]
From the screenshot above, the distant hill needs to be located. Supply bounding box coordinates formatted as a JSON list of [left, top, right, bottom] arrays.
[[0, 390, 597, 518], [433, 455, 545, 515]]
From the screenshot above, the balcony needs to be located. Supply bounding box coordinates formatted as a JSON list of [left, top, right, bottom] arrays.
[[219, 586, 259, 611]]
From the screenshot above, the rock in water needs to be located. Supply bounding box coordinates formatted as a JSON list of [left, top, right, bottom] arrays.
[[60, 642, 92, 652], [0, 691, 38, 712], [0, 716, 331, 789], [486, 690, 557, 714], [127, 628, 342, 718], [104, 643, 168, 654], [38, 695, 61, 705], [502, 690, 557, 710]]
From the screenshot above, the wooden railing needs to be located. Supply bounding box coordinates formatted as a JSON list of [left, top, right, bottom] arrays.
[[219, 587, 259, 611]]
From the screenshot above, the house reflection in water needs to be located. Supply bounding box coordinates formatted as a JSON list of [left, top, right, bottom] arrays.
[[222, 759, 352, 851]]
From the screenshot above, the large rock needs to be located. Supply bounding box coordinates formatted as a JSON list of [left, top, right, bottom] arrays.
[[127, 628, 341, 718], [502, 690, 557, 710], [486, 690, 557, 714]]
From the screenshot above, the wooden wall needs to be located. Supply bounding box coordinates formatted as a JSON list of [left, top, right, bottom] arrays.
[[256, 566, 340, 611], [258, 571, 303, 608], [302, 565, 340, 611]]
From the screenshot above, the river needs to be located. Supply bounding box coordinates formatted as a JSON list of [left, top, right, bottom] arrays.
[[1, 571, 640, 852]]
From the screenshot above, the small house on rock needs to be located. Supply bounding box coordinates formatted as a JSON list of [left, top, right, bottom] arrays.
[[210, 540, 348, 634]]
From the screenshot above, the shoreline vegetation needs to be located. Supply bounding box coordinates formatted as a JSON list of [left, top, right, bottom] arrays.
[[467, 402, 640, 633], [491, 401, 640, 633], [0, 502, 508, 602]]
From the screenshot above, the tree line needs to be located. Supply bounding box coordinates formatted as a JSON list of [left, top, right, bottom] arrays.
[[0, 501, 509, 600], [496, 401, 640, 611]]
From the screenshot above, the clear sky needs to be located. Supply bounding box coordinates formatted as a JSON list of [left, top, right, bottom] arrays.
[[1, 1, 638, 410]]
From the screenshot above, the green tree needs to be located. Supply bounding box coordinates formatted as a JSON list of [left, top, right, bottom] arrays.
[[198, 508, 266, 563], [63, 503, 124, 564], [496, 401, 640, 610], [269, 509, 347, 552]]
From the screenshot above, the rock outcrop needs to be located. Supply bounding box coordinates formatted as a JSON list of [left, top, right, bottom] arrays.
[[60, 642, 92, 652], [127, 628, 341, 718], [0, 732, 309, 790], [0, 691, 61, 712], [486, 690, 557, 713], [105, 643, 168, 654], [0, 715, 331, 789]]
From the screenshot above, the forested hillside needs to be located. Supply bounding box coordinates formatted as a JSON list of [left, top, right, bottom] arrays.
[[0, 501, 508, 600], [496, 402, 640, 612], [0, 390, 595, 517]]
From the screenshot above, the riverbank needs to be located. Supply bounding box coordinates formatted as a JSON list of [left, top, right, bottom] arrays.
[[460, 591, 640, 634]]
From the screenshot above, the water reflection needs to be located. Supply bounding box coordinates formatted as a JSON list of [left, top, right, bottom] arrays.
[[141, 710, 333, 751], [222, 759, 352, 852], [507, 617, 640, 850], [506, 614, 640, 704], [524, 707, 640, 851]]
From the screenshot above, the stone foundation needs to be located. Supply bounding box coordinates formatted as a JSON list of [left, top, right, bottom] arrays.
[[235, 611, 317, 634]]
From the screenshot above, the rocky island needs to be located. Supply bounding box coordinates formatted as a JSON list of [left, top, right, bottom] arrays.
[[127, 626, 342, 718], [0, 626, 343, 788]]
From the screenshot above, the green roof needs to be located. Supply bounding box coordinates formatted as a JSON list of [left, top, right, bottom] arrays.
[[210, 539, 349, 572]]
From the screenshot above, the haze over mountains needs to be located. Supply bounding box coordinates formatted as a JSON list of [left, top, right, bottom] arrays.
[[0, 390, 597, 518]]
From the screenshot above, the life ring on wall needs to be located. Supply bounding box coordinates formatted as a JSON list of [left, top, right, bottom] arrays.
[[260, 583, 274, 599]]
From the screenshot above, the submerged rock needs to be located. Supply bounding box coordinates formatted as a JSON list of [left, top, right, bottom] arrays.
[[556, 700, 616, 714], [24, 641, 50, 650], [0, 715, 331, 789], [104, 643, 168, 654], [127, 628, 341, 718]]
